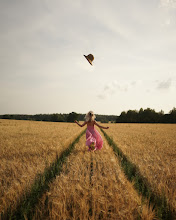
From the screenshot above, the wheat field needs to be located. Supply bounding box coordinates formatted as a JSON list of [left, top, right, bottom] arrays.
[[0, 120, 175, 219], [105, 123, 176, 214], [33, 133, 154, 220], [0, 119, 81, 216]]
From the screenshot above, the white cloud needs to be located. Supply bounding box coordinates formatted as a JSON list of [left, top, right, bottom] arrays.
[[159, 0, 176, 9], [159, 0, 176, 26], [97, 80, 142, 100], [157, 78, 172, 89], [97, 94, 106, 100]]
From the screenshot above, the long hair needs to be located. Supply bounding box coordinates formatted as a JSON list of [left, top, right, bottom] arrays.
[[85, 111, 96, 122]]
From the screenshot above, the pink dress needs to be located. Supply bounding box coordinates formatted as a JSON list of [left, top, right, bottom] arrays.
[[86, 123, 103, 150]]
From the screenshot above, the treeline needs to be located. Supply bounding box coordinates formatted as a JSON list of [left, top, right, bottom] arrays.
[[0, 113, 68, 122], [79, 114, 117, 123], [0, 112, 117, 123], [0, 107, 175, 123], [116, 107, 176, 123]]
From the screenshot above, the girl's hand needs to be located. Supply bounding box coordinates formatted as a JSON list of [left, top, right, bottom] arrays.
[[106, 127, 109, 129], [74, 120, 78, 123]]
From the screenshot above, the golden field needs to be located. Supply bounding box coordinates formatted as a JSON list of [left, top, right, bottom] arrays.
[[0, 119, 175, 219], [105, 123, 176, 213], [34, 133, 154, 220], [0, 119, 81, 215]]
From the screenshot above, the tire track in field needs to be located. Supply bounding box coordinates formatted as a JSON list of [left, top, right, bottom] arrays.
[[101, 128, 174, 220], [33, 134, 93, 219], [2, 129, 86, 220], [33, 132, 154, 219], [90, 131, 155, 220]]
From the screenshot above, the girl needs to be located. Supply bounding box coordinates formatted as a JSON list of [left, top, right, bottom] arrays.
[[75, 111, 109, 151]]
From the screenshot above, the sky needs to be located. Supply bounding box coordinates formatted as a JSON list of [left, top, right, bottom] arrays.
[[0, 0, 176, 116]]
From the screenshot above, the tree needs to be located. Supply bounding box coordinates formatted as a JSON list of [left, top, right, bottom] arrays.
[[126, 110, 138, 122], [67, 112, 79, 122], [51, 114, 60, 122], [116, 111, 127, 123], [169, 107, 176, 115], [169, 107, 176, 123]]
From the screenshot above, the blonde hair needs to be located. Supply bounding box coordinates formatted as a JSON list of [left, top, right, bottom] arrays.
[[85, 111, 96, 122]]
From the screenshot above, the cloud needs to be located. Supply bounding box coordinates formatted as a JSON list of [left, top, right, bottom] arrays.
[[158, 0, 176, 27], [156, 78, 172, 89], [97, 94, 106, 100], [97, 80, 141, 99], [159, 0, 176, 9]]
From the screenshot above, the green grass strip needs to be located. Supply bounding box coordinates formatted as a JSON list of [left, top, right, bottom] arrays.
[[2, 129, 86, 220], [101, 129, 174, 220]]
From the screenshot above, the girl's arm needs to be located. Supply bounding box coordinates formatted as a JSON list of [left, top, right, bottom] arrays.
[[94, 121, 109, 129], [75, 120, 87, 127]]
